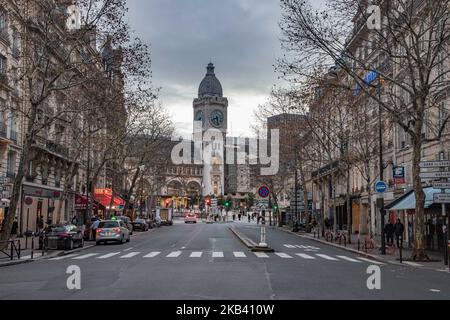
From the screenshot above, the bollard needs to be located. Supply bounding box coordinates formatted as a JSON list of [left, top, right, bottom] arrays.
[[18, 240, 21, 260], [10, 240, 13, 260], [399, 241, 403, 264], [358, 238, 360, 251], [344, 236, 347, 247], [31, 236, 34, 260]]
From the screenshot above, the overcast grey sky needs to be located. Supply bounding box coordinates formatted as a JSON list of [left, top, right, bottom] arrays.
[[126, 0, 283, 138]]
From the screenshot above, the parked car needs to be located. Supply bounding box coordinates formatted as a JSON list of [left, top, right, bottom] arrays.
[[116, 215, 133, 235], [184, 212, 197, 224], [40, 224, 84, 250], [131, 218, 149, 231], [96, 220, 130, 245]]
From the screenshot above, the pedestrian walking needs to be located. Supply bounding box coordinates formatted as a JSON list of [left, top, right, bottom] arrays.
[[436, 219, 444, 251], [232, 212, 236, 221], [248, 212, 251, 223], [91, 218, 101, 240], [238, 211, 242, 221], [384, 221, 394, 245], [394, 219, 404, 248], [37, 215, 44, 234], [11, 218, 18, 239]]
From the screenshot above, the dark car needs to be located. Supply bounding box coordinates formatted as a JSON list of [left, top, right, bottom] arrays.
[[117, 216, 133, 235], [40, 224, 84, 250], [131, 218, 149, 231]]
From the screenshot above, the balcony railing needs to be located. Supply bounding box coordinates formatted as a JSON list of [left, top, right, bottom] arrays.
[[46, 140, 69, 157]]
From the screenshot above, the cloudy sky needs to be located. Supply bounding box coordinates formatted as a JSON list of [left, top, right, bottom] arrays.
[[126, 0, 283, 138]]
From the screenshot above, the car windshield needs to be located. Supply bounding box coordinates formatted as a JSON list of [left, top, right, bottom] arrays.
[[49, 226, 70, 233], [98, 221, 119, 228], [135, 219, 144, 223]]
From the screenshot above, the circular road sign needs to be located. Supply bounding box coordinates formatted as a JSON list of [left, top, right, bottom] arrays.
[[375, 181, 387, 194], [258, 186, 270, 198], [24, 197, 33, 206]]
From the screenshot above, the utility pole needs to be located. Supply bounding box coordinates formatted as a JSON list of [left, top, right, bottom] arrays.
[[378, 75, 386, 255]]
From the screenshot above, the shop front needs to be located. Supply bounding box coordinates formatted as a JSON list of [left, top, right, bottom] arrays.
[[385, 187, 448, 250], [20, 183, 64, 235], [94, 189, 125, 219]]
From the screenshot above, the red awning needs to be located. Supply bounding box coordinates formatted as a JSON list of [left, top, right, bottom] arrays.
[[94, 192, 125, 210], [75, 194, 99, 210]]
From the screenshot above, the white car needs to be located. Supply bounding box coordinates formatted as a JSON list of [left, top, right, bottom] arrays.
[[96, 220, 130, 245]]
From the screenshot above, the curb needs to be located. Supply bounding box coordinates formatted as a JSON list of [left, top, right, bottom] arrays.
[[275, 226, 405, 267], [229, 226, 257, 248], [0, 259, 34, 267]]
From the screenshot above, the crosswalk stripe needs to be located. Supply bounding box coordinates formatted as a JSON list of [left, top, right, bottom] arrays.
[[233, 251, 246, 258], [275, 252, 293, 258], [190, 252, 203, 258], [316, 254, 339, 261], [358, 258, 385, 265], [166, 251, 182, 258], [296, 253, 316, 259], [254, 252, 269, 258], [336, 255, 362, 262], [97, 252, 121, 259], [72, 253, 98, 260], [50, 254, 80, 261], [143, 251, 161, 258], [284, 245, 296, 248], [212, 252, 224, 258], [120, 252, 141, 258]]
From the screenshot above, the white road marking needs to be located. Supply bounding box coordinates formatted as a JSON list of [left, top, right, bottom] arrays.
[[123, 247, 133, 252], [295, 253, 316, 259], [97, 252, 121, 259], [212, 251, 224, 258], [166, 251, 182, 258], [190, 252, 203, 258], [336, 255, 362, 262], [233, 251, 246, 258], [72, 253, 99, 260], [358, 258, 385, 265], [143, 252, 161, 258], [429, 289, 441, 293], [404, 261, 423, 267], [120, 252, 141, 258], [275, 252, 293, 258], [284, 245, 296, 248], [254, 252, 269, 258], [316, 254, 339, 261], [49, 254, 80, 261]]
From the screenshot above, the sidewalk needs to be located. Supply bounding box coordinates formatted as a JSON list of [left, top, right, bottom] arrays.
[[0, 236, 95, 267], [277, 226, 450, 272]]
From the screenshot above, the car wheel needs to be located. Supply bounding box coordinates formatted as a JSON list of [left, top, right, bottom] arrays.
[[96, 241, 101, 245], [66, 239, 74, 251], [126, 235, 130, 242]]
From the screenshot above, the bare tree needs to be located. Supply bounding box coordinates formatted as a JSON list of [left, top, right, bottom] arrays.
[[278, 0, 450, 260]]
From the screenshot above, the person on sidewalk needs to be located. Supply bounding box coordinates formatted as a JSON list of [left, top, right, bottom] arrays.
[[91, 218, 101, 240], [10, 218, 18, 239], [248, 213, 251, 223], [394, 219, 404, 248], [384, 221, 394, 245]]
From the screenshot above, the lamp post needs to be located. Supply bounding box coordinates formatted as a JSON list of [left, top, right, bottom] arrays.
[[378, 75, 386, 255]]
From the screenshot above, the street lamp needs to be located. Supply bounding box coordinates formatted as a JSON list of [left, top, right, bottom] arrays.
[[378, 75, 386, 255]]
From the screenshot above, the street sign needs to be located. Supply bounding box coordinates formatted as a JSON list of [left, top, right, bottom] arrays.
[[434, 193, 450, 204], [420, 171, 450, 179], [24, 197, 33, 206], [432, 182, 450, 189], [258, 186, 270, 198], [420, 161, 450, 168], [375, 181, 387, 193]]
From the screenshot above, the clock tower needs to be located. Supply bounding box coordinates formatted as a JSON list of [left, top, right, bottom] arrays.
[[193, 63, 228, 197]]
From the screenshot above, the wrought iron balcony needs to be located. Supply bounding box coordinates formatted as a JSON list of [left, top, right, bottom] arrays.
[[0, 122, 7, 139], [9, 130, 17, 144], [6, 171, 15, 180], [0, 28, 9, 45], [46, 140, 69, 157]]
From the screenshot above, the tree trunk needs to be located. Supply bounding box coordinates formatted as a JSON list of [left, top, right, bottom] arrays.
[[123, 166, 141, 216], [0, 103, 38, 248], [56, 163, 78, 223], [411, 126, 429, 261]]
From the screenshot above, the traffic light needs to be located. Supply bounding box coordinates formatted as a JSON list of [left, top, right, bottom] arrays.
[[205, 198, 211, 206], [165, 199, 171, 207], [225, 201, 230, 208], [273, 204, 278, 211]]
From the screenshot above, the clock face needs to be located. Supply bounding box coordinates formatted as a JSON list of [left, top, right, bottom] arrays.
[[210, 110, 224, 128], [195, 110, 204, 124]]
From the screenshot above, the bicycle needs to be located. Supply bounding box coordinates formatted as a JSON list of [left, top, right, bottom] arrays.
[[385, 241, 396, 255], [336, 230, 347, 246], [325, 229, 334, 242]]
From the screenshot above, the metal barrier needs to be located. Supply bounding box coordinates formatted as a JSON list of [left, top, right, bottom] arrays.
[[0, 239, 21, 260]]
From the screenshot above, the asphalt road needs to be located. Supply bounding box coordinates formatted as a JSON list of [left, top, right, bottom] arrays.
[[0, 219, 449, 300]]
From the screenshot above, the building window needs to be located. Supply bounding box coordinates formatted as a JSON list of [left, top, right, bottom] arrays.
[[7, 151, 15, 178], [0, 54, 6, 74]]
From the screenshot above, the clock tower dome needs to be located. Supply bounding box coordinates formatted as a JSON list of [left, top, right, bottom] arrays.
[[193, 63, 228, 197]]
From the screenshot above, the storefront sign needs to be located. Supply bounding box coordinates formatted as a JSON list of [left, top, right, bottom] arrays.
[[420, 171, 450, 179], [23, 185, 61, 199], [434, 193, 450, 204], [419, 161, 450, 168], [393, 166, 405, 185]]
